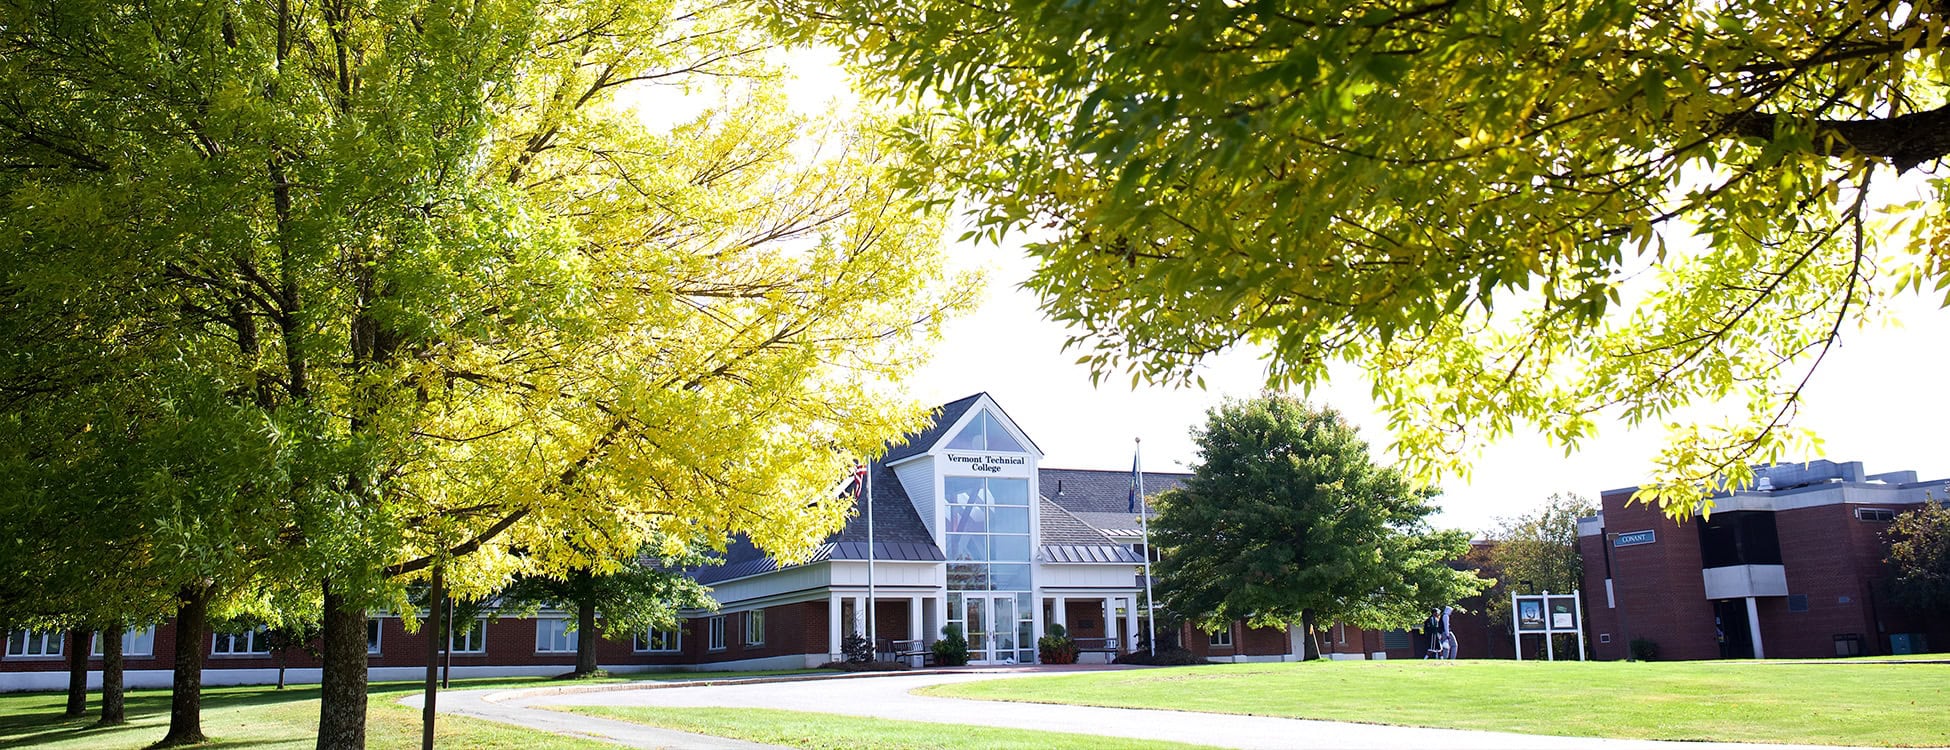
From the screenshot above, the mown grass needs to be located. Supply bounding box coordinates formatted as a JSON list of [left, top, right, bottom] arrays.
[[923, 660, 1950, 747], [0, 669, 827, 749], [566, 705, 1220, 750]]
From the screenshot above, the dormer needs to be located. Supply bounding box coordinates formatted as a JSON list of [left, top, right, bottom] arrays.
[[885, 393, 1042, 543]]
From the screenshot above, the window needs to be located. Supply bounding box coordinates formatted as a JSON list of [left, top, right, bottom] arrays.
[[6, 630, 63, 658], [535, 618, 578, 653], [1334, 623, 1347, 646], [634, 627, 681, 653], [92, 627, 157, 658], [745, 610, 765, 647], [212, 627, 270, 656], [945, 411, 1026, 452], [943, 476, 1032, 594], [367, 619, 382, 655], [707, 616, 726, 651], [1788, 594, 1811, 613], [1208, 627, 1233, 648], [1696, 510, 1783, 568], [450, 619, 488, 654], [1855, 507, 1897, 522]]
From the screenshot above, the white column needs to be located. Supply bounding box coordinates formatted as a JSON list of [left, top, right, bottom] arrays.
[[1103, 598, 1118, 649], [1122, 596, 1140, 652], [933, 595, 950, 644], [1053, 596, 1068, 630], [851, 595, 867, 639], [907, 596, 923, 647], [827, 592, 842, 660], [1746, 597, 1765, 659]]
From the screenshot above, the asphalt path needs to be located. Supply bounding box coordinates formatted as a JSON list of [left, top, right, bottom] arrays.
[[414, 666, 1901, 750]]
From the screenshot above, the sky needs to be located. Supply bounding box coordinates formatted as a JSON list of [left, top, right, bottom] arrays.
[[740, 47, 1950, 534]]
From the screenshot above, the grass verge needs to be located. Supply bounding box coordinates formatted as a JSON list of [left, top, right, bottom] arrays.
[[564, 705, 1220, 750], [0, 669, 830, 749], [922, 660, 1950, 747]]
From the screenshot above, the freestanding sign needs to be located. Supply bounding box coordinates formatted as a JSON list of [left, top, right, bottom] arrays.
[[1512, 590, 1586, 661]]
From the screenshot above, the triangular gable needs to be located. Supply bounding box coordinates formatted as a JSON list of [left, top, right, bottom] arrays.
[[932, 394, 1040, 458], [945, 410, 1026, 452]]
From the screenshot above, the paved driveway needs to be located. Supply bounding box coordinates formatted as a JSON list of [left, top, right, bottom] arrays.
[[425, 667, 1895, 750]]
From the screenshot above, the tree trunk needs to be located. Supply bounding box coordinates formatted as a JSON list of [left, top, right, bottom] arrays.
[[99, 622, 125, 726], [574, 597, 598, 677], [421, 566, 444, 750], [159, 588, 209, 747], [1299, 610, 1320, 661], [316, 584, 369, 750], [64, 627, 91, 717]]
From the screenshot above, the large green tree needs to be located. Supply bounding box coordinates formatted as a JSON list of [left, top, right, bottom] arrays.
[[496, 549, 715, 677], [1888, 501, 1950, 615], [0, 0, 967, 746], [1152, 395, 1489, 660], [787, 0, 1947, 514], [1483, 492, 1595, 655]]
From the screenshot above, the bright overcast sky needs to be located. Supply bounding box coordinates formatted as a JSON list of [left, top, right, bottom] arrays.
[[755, 48, 1950, 534]]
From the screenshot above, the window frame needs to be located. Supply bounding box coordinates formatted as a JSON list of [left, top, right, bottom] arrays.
[[91, 627, 158, 658], [707, 616, 726, 651], [449, 618, 488, 654], [367, 619, 383, 655], [745, 610, 765, 647], [5, 629, 64, 659], [534, 617, 579, 654], [211, 627, 271, 656], [1208, 627, 1234, 648], [1855, 507, 1897, 522], [634, 626, 682, 653]]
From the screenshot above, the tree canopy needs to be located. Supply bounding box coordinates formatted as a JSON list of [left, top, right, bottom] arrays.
[[1888, 500, 1950, 615], [1482, 493, 1596, 629], [786, 0, 1950, 515], [1151, 395, 1489, 656], [1, 0, 969, 744]]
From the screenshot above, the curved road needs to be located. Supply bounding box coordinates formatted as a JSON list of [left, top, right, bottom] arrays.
[[419, 668, 1894, 750]]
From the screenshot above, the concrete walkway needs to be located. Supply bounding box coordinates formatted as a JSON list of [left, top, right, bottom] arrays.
[[419, 666, 1902, 750]]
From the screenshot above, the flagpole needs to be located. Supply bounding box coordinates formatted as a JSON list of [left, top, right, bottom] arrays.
[[1137, 438, 1156, 656], [866, 459, 877, 659]]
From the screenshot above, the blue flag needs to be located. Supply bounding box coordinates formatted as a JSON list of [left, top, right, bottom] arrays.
[[1128, 454, 1140, 513]]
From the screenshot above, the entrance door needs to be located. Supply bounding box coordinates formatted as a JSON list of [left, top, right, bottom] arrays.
[[1713, 598, 1754, 659], [960, 593, 1032, 664]]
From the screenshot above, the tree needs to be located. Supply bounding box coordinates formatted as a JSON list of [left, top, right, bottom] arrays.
[[1483, 493, 1596, 655], [1151, 395, 1490, 660], [496, 550, 715, 678], [0, 0, 968, 746], [786, 0, 1947, 516], [1889, 501, 1950, 615]]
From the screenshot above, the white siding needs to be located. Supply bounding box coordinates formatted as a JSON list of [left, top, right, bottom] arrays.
[[710, 563, 831, 606], [894, 456, 938, 542]]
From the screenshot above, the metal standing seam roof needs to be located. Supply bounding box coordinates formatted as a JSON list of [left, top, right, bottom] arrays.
[[1039, 544, 1145, 564], [692, 458, 942, 585]]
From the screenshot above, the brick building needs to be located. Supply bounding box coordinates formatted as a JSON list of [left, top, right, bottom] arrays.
[[1577, 460, 1949, 660], [3, 393, 1303, 691]]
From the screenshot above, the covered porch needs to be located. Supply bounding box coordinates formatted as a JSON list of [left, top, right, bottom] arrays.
[[1042, 591, 1144, 663]]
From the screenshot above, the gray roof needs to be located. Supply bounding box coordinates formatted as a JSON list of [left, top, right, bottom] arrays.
[[1041, 545, 1144, 564], [1037, 494, 1146, 565], [694, 459, 941, 585], [1040, 467, 1191, 520], [884, 393, 983, 462]]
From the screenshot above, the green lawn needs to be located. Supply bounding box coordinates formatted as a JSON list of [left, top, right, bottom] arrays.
[[923, 660, 1950, 747], [565, 706, 1219, 750], [0, 670, 828, 749]]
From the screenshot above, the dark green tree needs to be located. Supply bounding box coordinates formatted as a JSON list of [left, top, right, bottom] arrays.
[[497, 551, 715, 677], [1153, 395, 1489, 659], [1889, 501, 1950, 615]]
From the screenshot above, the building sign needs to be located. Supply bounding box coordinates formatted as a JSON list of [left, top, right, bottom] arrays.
[[1614, 529, 1656, 547], [1517, 599, 1545, 632], [1550, 596, 1577, 629], [944, 453, 1030, 476]]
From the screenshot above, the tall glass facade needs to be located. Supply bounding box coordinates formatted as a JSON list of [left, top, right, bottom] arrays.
[[944, 475, 1035, 663]]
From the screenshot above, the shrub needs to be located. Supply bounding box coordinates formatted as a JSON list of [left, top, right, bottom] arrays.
[[841, 633, 873, 663], [1629, 637, 1660, 661], [1038, 622, 1079, 664], [932, 624, 970, 666]]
